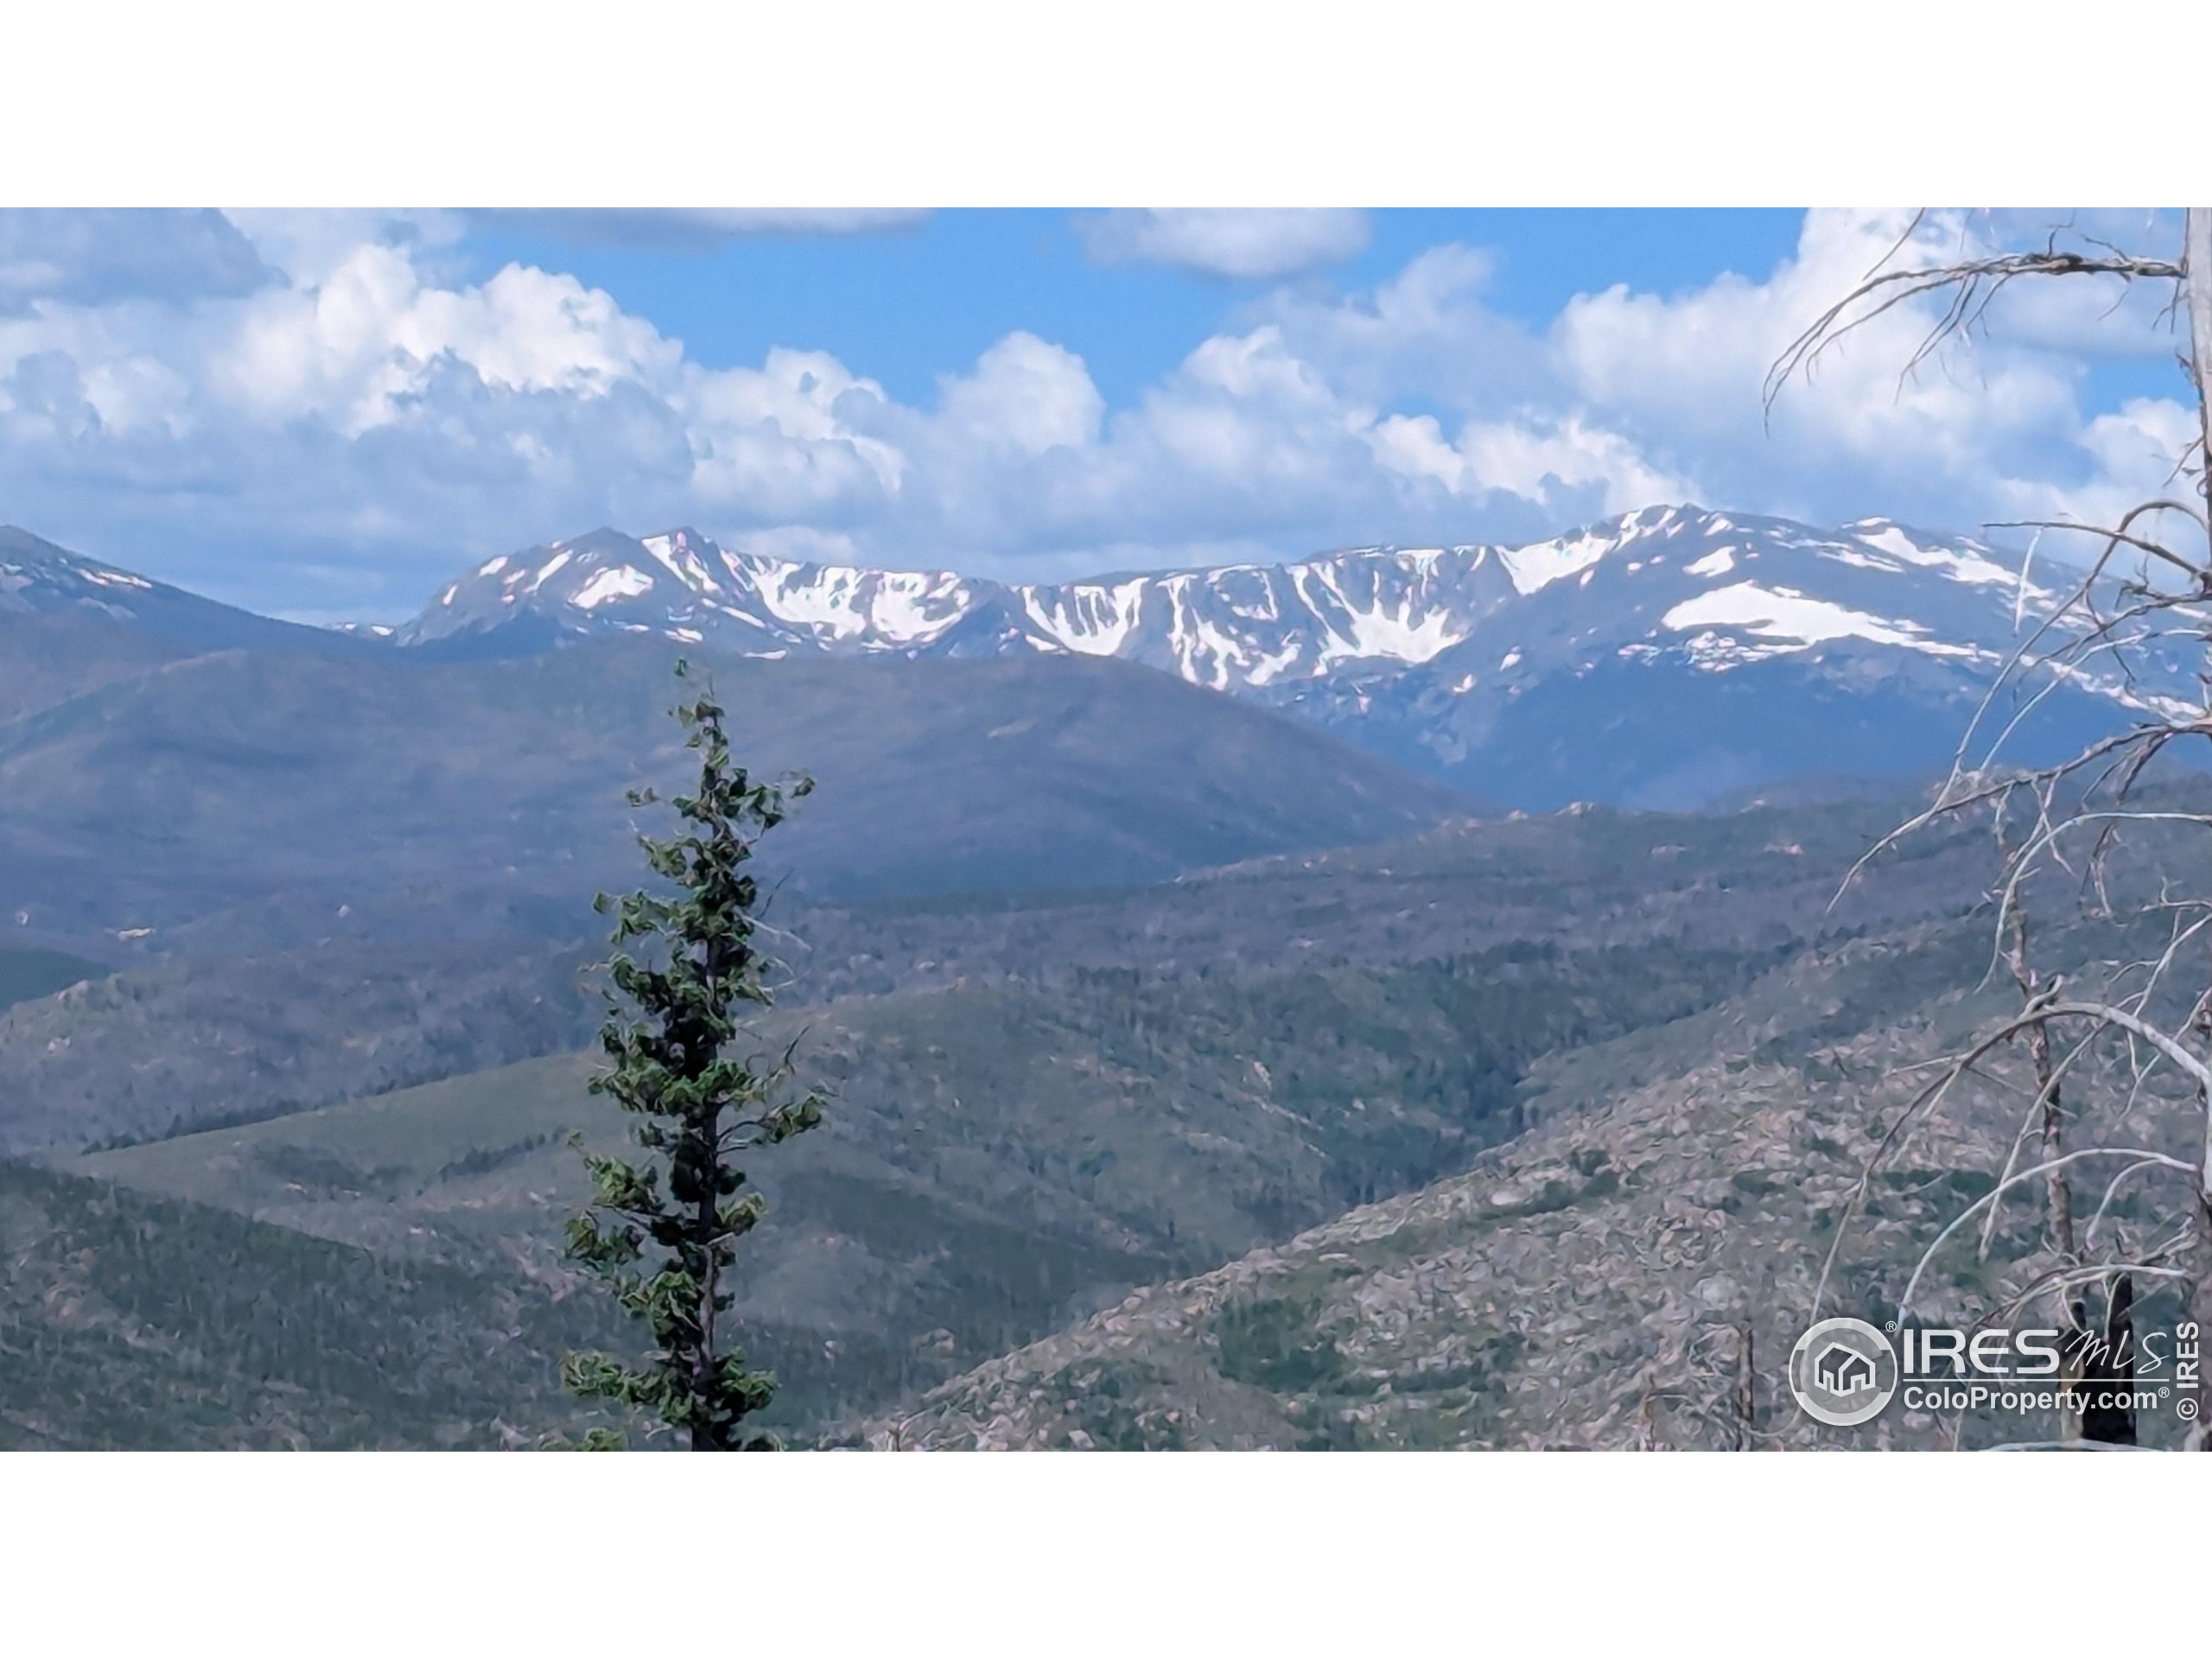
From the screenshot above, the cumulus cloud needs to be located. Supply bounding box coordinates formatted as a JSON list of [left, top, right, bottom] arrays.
[[0, 207, 2196, 620], [1549, 208, 2197, 539], [931, 333, 1104, 454], [212, 245, 684, 435], [1371, 410, 1696, 516], [221, 209, 467, 286], [1251, 244, 1550, 414], [1074, 208, 1370, 279], [0, 209, 273, 315]]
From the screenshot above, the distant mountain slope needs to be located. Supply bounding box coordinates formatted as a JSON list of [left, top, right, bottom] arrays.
[[837, 912, 2197, 1451], [75, 937, 1784, 1431], [0, 939, 601, 1154], [392, 509, 2196, 808], [394, 522, 1528, 677], [0, 636, 1471, 951], [0, 525, 363, 658], [0, 1159, 626, 1449], [0, 527, 375, 724], [10, 508, 2183, 815], [0, 611, 195, 725], [3, 789, 2004, 1156], [0, 943, 104, 1014]]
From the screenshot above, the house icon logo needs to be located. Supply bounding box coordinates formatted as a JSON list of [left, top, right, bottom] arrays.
[[1815, 1343, 1877, 1395], [1788, 1318, 1898, 1427]]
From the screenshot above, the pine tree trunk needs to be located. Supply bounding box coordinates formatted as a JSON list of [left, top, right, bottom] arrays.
[[693, 1114, 721, 1452]]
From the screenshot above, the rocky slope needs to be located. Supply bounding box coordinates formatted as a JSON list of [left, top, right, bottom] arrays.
[[837, 915, 2202, 1451]]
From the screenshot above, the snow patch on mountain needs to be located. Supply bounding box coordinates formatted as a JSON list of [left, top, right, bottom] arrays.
[[390, 508, 2200, 771], [1850, 521, 2022, 590], [1024, 578, 1148, 657], [570, 566, 656, 609], [1502, 526, 1623, 594], [751, 565, 969, 645], [1661, 582, 1981, 661]]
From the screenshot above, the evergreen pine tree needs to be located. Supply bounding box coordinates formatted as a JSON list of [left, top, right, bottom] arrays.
[[559, 663, 823, 1450]]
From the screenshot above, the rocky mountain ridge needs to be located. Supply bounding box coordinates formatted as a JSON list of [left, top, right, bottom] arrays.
[[394, 507, 2196, 808]]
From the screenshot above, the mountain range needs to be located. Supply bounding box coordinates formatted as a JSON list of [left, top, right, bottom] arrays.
[[391, 506, 2191, 809], [40, 791, 2019, 1445], [0, 525, 1466, 960], [6, 511, 2201, 1450], [10, 506, 2188, 817], [4, 502, 2193, 957], [40, 791, 2198, 1448]]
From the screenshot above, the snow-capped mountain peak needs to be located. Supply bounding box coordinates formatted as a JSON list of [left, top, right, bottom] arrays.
[[2, 523, 355, 657], [394, 507, 2085, 690], [392, 506, 2198, 810], [414, 527, 992, 657], [2, 524, 162, 614]]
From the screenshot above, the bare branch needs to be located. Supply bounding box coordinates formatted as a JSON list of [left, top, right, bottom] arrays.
[[1765, 244, 2184, 422], [1896, 1147, 2196, 1324]]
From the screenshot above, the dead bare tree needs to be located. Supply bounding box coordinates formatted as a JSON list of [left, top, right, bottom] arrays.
[[1733, 1319, 1756, 1451], [1774, 209, 2212, 1451]]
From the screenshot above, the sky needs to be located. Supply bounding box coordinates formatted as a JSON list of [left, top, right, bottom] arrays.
[[0, 207, 2196, 624]]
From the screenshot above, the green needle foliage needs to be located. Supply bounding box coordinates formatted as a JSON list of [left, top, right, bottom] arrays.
[[559, 663, 823, 1450]]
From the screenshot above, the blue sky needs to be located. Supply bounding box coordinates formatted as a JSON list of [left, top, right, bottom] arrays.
[[0, 207, 2194, 621], [459, 210, 1816, 408]]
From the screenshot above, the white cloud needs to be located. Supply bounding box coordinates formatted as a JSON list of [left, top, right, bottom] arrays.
[[1074, 209, 1370, 279], [1549, 208, 2195, 536], [221, 209, 467, 286], [1251, 244, 1544, 411], [930, 333, 1103, 454], [684, 347, 904, 515], [1372, 410, 1696, 515], [209, 245, 683, 436], [0, 209, 270, 315], [0, 207, 2196, 621]]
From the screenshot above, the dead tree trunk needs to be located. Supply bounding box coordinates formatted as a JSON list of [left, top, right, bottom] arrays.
[[2080, 1275, 2138, 1446], [1733, 1319, 1755, 1451], [2188, 208, 2212, 1439]]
